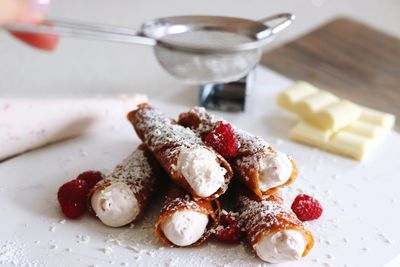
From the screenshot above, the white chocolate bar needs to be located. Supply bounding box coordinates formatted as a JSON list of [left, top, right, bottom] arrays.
[[315, 100, 361, 131], [329, 131, 374, 161], [289, 120, 378, 161], [342, 120, 386, 140], [283, 82, 396, 160], [276, 81, 319, 113], [359, 106, 396, 129], [288, 120, 332, 149], [294, 91, 339, 117], [277, 81, 361, 131]]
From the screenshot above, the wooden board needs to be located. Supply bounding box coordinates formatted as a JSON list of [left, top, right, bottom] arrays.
[[261, 17, 400, 130]]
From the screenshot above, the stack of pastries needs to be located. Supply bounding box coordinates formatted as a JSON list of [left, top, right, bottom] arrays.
[[87, 103, 314, 264]]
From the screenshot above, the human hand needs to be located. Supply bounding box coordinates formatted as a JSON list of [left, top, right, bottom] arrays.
[[0, 0, 58, 51]]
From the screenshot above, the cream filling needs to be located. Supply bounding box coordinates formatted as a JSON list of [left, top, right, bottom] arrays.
[[161, 210, 209, 246], [91, 182, 139, 227], [255, 230, 307, 263], [177, 147, 226, 197], [259, 151, 292, 192]]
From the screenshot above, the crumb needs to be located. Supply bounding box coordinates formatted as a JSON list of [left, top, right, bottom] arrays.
[[102, 246, 113, 254], [77, 234, 90, 243]]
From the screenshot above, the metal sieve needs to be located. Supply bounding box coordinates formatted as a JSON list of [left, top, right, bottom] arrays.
[[4, 13, 294, 83]]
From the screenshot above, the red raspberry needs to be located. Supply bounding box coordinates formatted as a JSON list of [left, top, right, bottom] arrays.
[[205, 121, 239, 158], [57, 179, 89, 219], [291, 194, 323, 222], [214, 212, 244, 244], [76, 171, 103, 189]]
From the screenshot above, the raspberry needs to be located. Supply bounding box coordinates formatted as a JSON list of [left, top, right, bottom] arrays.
[[57, 179, 89, 219], [76, 171, 103, 189], [291, 194, 323, 222], [214, 212, 244, 244], [205, 121, 239, 158]]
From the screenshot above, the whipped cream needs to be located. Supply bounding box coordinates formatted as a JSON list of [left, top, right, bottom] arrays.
[[259, 151, 292, 192], [255, 230, 307, 263], [161, 210, 209, 246], [177, 147, 226, 197], [91, 182, 139, 227]]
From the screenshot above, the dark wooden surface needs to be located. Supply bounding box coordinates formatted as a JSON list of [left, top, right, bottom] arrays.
[[261, 17, 400, 130]]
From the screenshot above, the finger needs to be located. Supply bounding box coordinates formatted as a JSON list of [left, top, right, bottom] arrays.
[[0, 0, 50, 25], [10, 32, 59, 51], [1, 0, 56, 51], [0, 0, 24, 24], [27, 0, 50, 20]]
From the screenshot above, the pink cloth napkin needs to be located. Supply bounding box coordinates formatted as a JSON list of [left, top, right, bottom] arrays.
[[0, 95, 147, 161]]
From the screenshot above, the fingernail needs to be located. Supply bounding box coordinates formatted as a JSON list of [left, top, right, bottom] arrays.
[[28, 0, 50, 17]]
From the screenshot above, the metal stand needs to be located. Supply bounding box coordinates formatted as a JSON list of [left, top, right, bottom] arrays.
[[199, 70, 256, 112]]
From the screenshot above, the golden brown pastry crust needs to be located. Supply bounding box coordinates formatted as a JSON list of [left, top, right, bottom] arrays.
[[127, 103, 233, 201], [155, 185, 220, 247], [178, 107, 298, 200], [238, 192, 314, 257], [88, 144, 164, 224]]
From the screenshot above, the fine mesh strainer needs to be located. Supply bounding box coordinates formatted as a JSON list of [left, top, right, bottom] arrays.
[[4, 13, 294, 83]]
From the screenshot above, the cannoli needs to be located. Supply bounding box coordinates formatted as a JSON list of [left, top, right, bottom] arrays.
[[155, 185, 220, 247], [238, 192, 314, 263], [89, 144, 163, 227], [178, 107, 297, 199], [127, 103, 233, 200]]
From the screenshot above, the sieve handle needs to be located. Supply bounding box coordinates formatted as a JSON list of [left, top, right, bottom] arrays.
[[2, 18, 157, 46], [258, 13, 295, 35]]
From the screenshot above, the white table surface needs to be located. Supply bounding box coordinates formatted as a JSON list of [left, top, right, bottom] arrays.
[[1, 67, 400, 267], [1, 2, 400, 266]]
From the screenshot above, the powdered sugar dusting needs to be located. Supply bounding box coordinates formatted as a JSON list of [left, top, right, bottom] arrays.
[[132, 106, 216, 171], [184, 107, 270, 154], [162, 194, 209, 216], [0, 240, 41, 266], [104, 149, 154, 195], [179, 107, 293, 194], [131, 105, 231, 198], [134, 107, 202, 154], [238, 195, 304, 246]]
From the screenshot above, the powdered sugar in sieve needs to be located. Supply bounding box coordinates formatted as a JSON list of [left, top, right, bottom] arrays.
[[155, 31, 261, 83]]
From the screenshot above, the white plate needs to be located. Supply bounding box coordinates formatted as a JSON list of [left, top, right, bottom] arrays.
[[1, 67, 400, 267]]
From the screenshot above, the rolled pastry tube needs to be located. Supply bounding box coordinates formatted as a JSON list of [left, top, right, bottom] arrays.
[[89, 144, 163, 227], [155, 185, 220, 247], [238, 192, 314, 263], [178, 107, 297, 200], [127, 103, 233, 200]]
